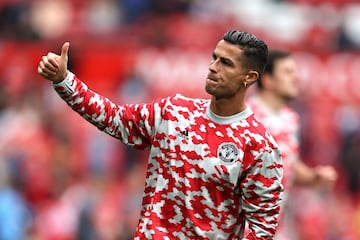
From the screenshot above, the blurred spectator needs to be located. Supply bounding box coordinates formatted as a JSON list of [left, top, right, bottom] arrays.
[[83, 0, 123, 36], [0, 1, 37, 40], [0, 185, 32, 240], [120, 0, 150, 24], [340, 128, 360, 195], [29, 0, 73, 39], [339, 4, 360, 49]]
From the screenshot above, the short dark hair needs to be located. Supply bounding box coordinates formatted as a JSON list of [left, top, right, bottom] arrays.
[[223, 30, 268, 79], [257, 50, 291, 89]]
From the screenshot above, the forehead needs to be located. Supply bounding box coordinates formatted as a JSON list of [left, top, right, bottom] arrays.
[[275, 57, 296, 70], [214, 40, 243, 61]]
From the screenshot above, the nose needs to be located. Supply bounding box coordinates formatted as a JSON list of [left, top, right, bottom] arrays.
[[209, 59, 218, 73]]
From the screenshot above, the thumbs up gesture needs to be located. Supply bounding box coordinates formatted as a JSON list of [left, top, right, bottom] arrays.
[[38, 42, 70, 83]]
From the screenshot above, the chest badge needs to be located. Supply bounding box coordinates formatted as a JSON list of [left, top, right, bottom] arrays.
[[218, 142, 239, 164]]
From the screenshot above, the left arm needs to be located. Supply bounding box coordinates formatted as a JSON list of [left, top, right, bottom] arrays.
[[241, 147, 283, 239]]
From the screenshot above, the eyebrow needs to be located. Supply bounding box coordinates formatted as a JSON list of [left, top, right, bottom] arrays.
[[212, 52, 235, 67]]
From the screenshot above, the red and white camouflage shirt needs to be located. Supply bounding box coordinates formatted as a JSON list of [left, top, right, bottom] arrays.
[[53, 72, 283, 240], [247, 95, 299, 194], [247, 95, 299, 240]]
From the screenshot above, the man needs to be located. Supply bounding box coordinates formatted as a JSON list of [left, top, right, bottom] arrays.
[[247, 50, 337, 239], [38, 30, 283, 239]]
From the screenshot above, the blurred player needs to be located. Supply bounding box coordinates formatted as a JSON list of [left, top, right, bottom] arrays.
[[247, 50, 337, 239], [38, 30, 283, 239]]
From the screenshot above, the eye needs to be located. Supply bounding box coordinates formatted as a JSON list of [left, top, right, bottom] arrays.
[[220, 58, 234, 67], [212, 52, 217, 60], [221, 59, 231, 66]]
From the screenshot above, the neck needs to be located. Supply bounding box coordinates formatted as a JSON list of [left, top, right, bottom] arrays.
[[257, 91, 287, 112], [210, 96, 247, 116]]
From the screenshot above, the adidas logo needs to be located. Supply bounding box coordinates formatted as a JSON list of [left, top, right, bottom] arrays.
[[178, 129, 189, 139]]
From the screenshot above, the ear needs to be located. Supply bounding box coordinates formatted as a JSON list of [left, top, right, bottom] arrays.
[[244, 70, 259, 87]]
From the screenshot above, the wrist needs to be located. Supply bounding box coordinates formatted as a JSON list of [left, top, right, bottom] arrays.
[[53, 70, 69, 84], [312, 171, 321, 183], [52, 71, 74, 87]]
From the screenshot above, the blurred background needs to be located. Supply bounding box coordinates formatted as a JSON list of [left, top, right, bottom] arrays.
[[1, 0, 360, 239]]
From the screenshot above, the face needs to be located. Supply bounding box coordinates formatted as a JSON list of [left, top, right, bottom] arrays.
[[205, 40, 248, 99], [271, 57, 299, 101]]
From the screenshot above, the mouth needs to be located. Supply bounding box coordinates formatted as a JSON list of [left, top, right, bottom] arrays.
[[206, 75, 218, 83]]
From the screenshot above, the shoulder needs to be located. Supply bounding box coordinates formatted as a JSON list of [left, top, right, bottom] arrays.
[[247, 113, 269, 135], [246, 95, 260, 109], [246, 95, 267, 117], [154, 94, 209, 121], [160, 94, 209, 109], [246, 114, 280, 149], [282, 105, 300, 123]]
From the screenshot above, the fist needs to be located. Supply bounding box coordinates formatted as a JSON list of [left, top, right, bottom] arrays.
[[38, 42, 70, 83], [315, 165, 338, 189]]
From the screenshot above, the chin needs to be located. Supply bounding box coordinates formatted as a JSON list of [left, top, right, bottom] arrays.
[[205, 85, 214, 95], [283, 95, 296, 103]]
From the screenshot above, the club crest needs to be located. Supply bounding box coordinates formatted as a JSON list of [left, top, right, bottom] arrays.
[[218, 142, 239, 164]]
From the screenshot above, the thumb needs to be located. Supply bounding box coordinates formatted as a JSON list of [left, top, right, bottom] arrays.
[[60, 42, 70, 59]]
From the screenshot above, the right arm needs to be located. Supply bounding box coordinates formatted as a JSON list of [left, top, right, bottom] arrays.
[[53, 72, 155, 149], [37, 42, 156, 149]]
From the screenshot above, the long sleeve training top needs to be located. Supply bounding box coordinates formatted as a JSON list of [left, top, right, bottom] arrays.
[[53, 72, 283, 240]]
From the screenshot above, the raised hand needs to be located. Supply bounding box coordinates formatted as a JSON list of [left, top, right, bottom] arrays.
[[38, 42, 70, 83]]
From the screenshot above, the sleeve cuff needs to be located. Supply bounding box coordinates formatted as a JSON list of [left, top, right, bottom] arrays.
[[52, 71, 74, 87]]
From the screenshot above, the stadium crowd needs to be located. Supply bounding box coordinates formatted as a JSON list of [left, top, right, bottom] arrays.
[[1, 0, 360, 239]]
